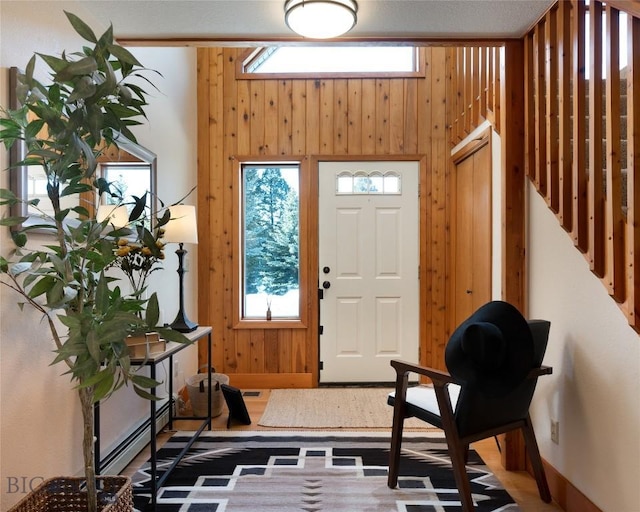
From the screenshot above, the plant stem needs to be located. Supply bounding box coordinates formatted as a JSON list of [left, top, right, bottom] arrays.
[[79, 386, 97, 512]]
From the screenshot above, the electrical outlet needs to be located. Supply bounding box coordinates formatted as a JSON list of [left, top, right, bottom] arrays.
[[550, 420, 560, 444]]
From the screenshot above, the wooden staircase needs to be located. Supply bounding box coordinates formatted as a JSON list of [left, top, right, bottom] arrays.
[[448, 0, 640, 332]]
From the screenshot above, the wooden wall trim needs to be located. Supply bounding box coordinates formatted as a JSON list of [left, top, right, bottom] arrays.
[[543, 459, 603, 512], [228, 372, 314, 389]]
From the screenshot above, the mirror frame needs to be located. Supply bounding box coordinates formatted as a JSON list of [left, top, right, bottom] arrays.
[[8, 67, 158, 232]]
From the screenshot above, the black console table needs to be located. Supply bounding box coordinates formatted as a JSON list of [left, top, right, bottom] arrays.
[[95, 326, 213, 510]]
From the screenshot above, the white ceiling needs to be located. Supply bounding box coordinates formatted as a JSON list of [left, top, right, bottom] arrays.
[[6, 0, 555, 42]]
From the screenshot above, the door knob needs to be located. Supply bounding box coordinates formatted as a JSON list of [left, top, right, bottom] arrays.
[[322, 281, 331, 289], [323, 266, 331, 274]]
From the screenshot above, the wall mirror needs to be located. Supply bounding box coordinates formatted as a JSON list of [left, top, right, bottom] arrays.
[[8, 67, 157, 232]]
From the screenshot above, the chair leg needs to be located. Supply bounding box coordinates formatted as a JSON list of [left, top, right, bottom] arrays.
[[388, 375, 409, 488], [521, 415, 552, 503], [447, 437, 476, 512]]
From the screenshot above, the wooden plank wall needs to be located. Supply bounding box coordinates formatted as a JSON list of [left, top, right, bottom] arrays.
[[196, 47, 452, 387], [523, 0, 640, 331]]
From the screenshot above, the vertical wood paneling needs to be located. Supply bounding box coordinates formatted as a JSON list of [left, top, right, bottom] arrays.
[[487, 48, 495, 117], [376, 79, 391, 154], [605, 6, 625, 300], [493, 48, 502, 133], [347, 79, 363, 154], [627, 15, 640, 325], [237, 66, 251, 155], [545, 7, 560, 213], [278, 80, 293, 155], [572, 0, 589, 251], [333, 79, 349, 154], [471, 47, 480, 126], [589, 0, 605, 277], [501, 41, 527, 471], [558, 0, 573, 231], [196, 49, 214, 368], [404, 79, 419, 154], [291, 80, 306, 154], [222, 50, 238, 372], [361, 80, 377, 154], [320, 80, 334, 154], [389, 79, 405, 153], [534, 23, 548, 195], [250, 81, 265, 154], [198, 47, 452, 385], [464, 47, 472, 135], [264, 80, 279, 155], [306, 80, 321, 154], [427, 48, 449, 371], [524, 34, 535, 180], [453, 47, 463, 142]]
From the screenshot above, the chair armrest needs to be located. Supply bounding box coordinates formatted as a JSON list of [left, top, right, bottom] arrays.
[[527, 365, 553, 379], [390, 359, 457, 386]]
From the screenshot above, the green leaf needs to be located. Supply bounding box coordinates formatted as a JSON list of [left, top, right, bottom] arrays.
[[131, 373, 161, 389], [145, 293, 160, 328], [27, 275, 56, 299], [11, 231, 27, 248], [156, 327, 191, 345], [65, 11, 98, 43], [133, 386, 160, 401], [0, 216, 28, 227], [108, 45, 142, 67]]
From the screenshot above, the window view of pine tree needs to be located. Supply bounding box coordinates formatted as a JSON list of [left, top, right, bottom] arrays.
[[243, 165, 300, 318]]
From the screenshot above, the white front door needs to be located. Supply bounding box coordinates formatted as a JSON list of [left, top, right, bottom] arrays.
[[318, 161, 420, 383]]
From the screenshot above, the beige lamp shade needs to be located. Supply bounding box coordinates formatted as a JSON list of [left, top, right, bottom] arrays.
[[164, 204, 198, 244], [96, 204, 129, 228]]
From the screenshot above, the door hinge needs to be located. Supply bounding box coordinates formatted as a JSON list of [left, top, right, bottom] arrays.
[[319, 325, 324, 335], [319, 361, 324, 370], [318, 288, 324, 300]]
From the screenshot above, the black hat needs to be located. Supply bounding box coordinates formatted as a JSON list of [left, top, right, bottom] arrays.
[[445, 301, 535, 397]]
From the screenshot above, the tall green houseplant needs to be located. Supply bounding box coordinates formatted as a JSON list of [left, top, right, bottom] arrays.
[[0, 12, 190, 511]]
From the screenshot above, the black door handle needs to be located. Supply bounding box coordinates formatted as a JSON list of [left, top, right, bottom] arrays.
[[323, 281, 331, 289]]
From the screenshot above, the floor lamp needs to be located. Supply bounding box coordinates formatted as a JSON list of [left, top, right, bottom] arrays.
[[164, 204, 198, 332]]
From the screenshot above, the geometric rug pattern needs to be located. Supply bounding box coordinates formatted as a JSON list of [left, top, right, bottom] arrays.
[[133, 431, 519, 511]]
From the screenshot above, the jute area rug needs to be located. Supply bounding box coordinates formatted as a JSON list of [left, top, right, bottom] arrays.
[[132, 431, 518, 511], [258, 387, 435, 429]]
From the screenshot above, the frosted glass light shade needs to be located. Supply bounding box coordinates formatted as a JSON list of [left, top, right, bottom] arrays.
[[164, 204, 198, 244], [284, 0, 358, 39], [96, 205, 129, 228]]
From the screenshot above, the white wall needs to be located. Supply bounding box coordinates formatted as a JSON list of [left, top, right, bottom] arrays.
[[0, 6, 199, 510], [527, 182, 640, 511]]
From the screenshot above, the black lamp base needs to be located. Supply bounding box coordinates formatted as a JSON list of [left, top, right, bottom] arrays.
[[170, 315, 198, 333], [170, 242, 198, 333]]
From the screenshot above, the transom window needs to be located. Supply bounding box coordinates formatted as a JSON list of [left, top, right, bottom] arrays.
[[336, 170, 401, 195], [240, 46, 421, 78]]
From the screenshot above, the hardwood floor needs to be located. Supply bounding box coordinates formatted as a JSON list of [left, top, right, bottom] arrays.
[[122, 389, 563, 511]]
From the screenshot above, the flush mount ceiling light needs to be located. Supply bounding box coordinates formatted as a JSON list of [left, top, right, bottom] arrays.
[[284, 0, 358, 39]]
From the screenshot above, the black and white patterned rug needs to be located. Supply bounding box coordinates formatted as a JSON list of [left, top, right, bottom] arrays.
[[132, 431, 518, 511]]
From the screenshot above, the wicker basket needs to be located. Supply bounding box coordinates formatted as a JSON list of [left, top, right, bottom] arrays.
[[7, 476, 133, 512], [186, 372, 229, 418]]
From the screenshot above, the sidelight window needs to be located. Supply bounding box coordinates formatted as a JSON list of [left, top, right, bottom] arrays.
[[241, 164, 300, 319]]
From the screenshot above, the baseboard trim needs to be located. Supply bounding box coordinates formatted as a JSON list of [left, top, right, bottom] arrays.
[[228, 373, 314, 389], [543, 459, 602, 512], [99, 401, 171, 475]]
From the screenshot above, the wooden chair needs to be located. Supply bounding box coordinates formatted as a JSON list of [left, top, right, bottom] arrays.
[[387, 301, 553, 512]]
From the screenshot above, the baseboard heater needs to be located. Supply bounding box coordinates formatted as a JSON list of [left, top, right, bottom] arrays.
[[99, 401, 171, 475]]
